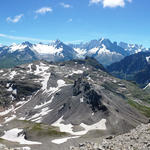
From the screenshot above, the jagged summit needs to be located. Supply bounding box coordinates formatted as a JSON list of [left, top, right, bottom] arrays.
[[22, 41, 33, 47]]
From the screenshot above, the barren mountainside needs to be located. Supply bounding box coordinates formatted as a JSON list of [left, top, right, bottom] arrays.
[[0, 57, 150, 150]]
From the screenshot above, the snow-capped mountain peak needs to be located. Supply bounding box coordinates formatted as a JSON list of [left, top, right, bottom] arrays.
[[32, 43, 63, 55], [99, 37, 105, 43], [0, 38, 149, 68], [9, 43, 27, 53], [119, 42, 148, 54], [22, 41, 33, 47], [0, 43, 3, 47]]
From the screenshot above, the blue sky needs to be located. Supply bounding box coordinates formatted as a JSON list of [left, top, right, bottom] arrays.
[[0, 0, 150, 47]]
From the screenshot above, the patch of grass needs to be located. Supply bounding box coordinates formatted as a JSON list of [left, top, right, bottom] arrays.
[[28, 123, 67, 137], [19, 119, 32, 124], [0, 138, 4, 142], [102, 82, 118, 93], [102, 81, 126, 98], [128, 100, 150, 117], [64, 78, 74, 84], [122, 80, 150, 103], [15, 120, 68, 137]]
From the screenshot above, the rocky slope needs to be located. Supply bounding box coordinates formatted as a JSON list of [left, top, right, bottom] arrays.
[[1, 123, 150, 150], [0, 57, 149, 150], [70, 123, 150, 150]]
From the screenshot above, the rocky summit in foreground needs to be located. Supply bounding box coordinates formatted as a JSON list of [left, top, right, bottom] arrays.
[[70, 123, 150, 150], [0, 57, 150, 150]]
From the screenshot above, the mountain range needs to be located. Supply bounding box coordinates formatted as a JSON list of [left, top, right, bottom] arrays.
[[0, 38, 149, 68]]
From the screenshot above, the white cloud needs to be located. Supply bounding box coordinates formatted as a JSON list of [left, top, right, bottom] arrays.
[[0, 33, 51, 43], [89, 0, 101, 5], [6, 14, 23, 23], [60, 3, 71, 8], [103, 0, 125, 8], [35, 7, 52, 14], [89, 0, 132, 8], [127, 0, 132, 2], [67, 18, 73, 23]]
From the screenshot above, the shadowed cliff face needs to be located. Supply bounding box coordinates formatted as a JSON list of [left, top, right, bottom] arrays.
[[73, 78, 107, 112]]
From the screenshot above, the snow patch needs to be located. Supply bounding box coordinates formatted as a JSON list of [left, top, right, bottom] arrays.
[[7, 84, 17, 95], [12, 89, 17, 95], [4, 115, 16, 123], [135, 49, 142, 53], [9, 44, 27, 53], [34, 63, 49, 75], [16, 101, 26, 107], [9, 71, 17, 79], [80, 97, 84, 103], [74, 48, 86, 58], [29, 107, 52, 123], [19, 117, 26, 121], [88, 47, 99, 54], [69, 70, 83, 76], [27, 64, 32, 73], [57, 79, 66, 87], [41, 73, 51, 91], [113, 80, 117, 83], [32, 44, 63, 55], [1, 128, 42, 145], [34, 80, 66, 109], [80, 119, 107, 131], [146, 56, 150, 63], [51, 136, 80, 144], [98, 44, 116, 55], [144, 83, 150, 90], [72, 70, 83, 74], [34, 95, 55, 109], [33, 63, 51, 91], [0, 105, 14, 116], [52, 116, 107, 136]]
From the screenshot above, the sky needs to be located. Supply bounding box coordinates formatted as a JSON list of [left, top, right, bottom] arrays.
[[0, 0, 150, 47]]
